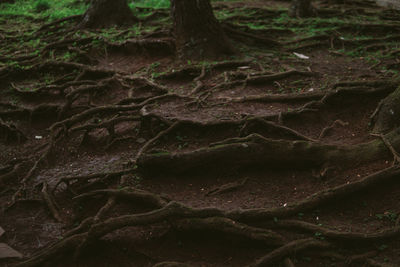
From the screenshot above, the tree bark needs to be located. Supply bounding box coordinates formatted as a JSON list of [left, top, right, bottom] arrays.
[[289, 0, 317, 18], [80, 0, 137, 29], [170, 0, 235, 59]]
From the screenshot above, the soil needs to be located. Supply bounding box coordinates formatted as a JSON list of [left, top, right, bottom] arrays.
[[1, 0, 400, 266]]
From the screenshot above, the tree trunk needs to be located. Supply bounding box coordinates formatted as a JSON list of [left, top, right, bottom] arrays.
[[289, 0, 317, 18], [171, 0, 235, 59], [80, 0, 137, 29]]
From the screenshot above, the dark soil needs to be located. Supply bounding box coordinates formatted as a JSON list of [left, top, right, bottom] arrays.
[[1, 0, 400, 266]]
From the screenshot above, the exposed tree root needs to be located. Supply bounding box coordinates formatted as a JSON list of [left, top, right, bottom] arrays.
[[0, 118, 26, 143], [222, 23, 281, 47], [73, 188, 168, 209], [152, 262, 190, 267], [53, 168, 136, 193], [274, 220, 400, 243], [134, 121, 181, 162], [41, 182, 63, 222], [4, 3, 400, 266], [0, 162, 26, 185], [370, 133, 400, 165], [212, 70, 316, 92], [205, 178, 248, 196], [251, 238, 330, 266], [239, 117, 317, 142], [319, 119, 349, 139], [136, 127, 400, 174], [190, 65, 206, 95], [15, 164, 400, 266], [36, 15, 82, 33], [174, 217, 284, 246]]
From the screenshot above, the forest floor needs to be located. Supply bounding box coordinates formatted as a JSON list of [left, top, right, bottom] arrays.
[[1, 0, 400, 266]]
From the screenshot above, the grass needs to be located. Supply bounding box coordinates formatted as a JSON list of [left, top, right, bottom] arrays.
[[0, 0, 87, 20], [0, 0, 245, 21]]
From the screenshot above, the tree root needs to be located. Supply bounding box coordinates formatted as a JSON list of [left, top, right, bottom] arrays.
[[107, 38, 175, 56], [190, 65, 206, 95], [205, 178, 248, 196], [0, 118, 27, 143], [36, 15, 82, 33], [156, 60, 253, 80], [53, 168, 136, 193], [16, 233, 87, 267], [370, 133, 400, 165], [70, 115, 140, 139], [283, 258, 295, 267], [222, 24, 281, 47], [50, 92, 184, 134], [0, 162, 26, 185], [16, 163, 400, 266], [275, 220, 400, 242], [212, 70, 316, 92], [174, 217, 284, 246], [319, 119, 349, 139], [73, 188, 168, 209], [136, 125, 400, 174], [219, 91, 323, 104], [332, 80, 395, 89], [239, 117, 317, 142], [93, 197, 116, 222], [228, 166, 400, 222], [41, 182, 62, 222], [251, 238, 331, 266], [134, 121, 181, 162]]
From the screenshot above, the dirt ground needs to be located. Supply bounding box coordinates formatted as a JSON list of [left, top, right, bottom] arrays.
[[1, 0, 400, 266]]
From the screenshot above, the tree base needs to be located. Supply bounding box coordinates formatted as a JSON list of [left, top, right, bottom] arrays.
[[289, 0, 317, 18], [171, 0, 236, 60], [79, 0, 138, 29]]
